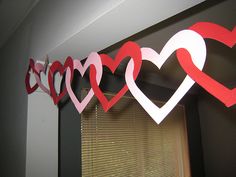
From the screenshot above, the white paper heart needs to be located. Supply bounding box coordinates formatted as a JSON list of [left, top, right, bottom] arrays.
[[65, 52, 103, 113], [125, 30, 206, 124]]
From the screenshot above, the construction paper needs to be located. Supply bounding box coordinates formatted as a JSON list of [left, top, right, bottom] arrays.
[[25, 58, 39, 94], [25, 22, 235, 122], [48, 57, 74, 105], [34, 62, 50, 95], [90, 41, 142, 112], [66, 52, 103, 113], [125, 30, 206, 124], [177, 22, 236, 107]]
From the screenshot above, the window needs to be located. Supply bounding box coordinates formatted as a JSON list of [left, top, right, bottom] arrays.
[[81, 91, 191, 177]]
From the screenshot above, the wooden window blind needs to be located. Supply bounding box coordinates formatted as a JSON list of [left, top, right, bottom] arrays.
[[81, 91, 191, 177]]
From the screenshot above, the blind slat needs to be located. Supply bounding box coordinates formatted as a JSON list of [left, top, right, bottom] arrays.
[[81, 91, 190, 177]]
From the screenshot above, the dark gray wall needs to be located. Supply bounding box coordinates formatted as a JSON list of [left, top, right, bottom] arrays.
[[101, 1, 236, 176], [0, 25, 31, 177], [198, 92, 236, 177], [58, 75, 82, 177], [59, 99, 82, 177]]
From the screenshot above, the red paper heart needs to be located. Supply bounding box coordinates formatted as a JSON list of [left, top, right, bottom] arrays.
[[48, 57, 74, 105], [90, 41, 142, 111], [25, 58, 39, 94], [177, 22, 236, 107]]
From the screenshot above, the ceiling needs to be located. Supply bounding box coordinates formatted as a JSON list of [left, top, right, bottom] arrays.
[[0, 0, 39, 48]]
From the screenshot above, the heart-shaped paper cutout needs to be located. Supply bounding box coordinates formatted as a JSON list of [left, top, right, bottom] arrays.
[[177, 22, 236, 107], [125, 30, 206, 124], [90, 41, 142, 112], [34, 62, 50, 95], [66, 52, 103, 113], [48, 57, 74, 105], [25, 58, 39, 94]]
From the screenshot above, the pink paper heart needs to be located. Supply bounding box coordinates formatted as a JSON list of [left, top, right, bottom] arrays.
[[66, 52, 103, 113], [34, 62, 50, 95], [125, 30, 207, 124]]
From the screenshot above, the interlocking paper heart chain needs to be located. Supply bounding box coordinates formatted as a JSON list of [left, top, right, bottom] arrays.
[[25, 22, 236, 124]]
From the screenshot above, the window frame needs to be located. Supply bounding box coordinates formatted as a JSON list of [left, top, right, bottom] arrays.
[[59, 72, 205, 177]]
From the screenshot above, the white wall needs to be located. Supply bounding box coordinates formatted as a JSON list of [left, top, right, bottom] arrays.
[[28, 0, 126, 59], [26, 91, 58, 177]]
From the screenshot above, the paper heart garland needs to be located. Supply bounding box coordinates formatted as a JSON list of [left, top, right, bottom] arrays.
[[66, 52, 103, 113], [25, 58, 39, 94], [48, 57, 74, 105], [177, 22, 236, 107], [25, 22, 235, 124], [125, 30, 206, 124], [90, 41, 142, 112], [34, 62, 50, 95]]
